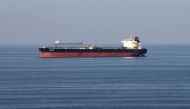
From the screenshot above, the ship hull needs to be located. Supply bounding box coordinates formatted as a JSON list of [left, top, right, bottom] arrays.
[[39, 48, 147, 58]]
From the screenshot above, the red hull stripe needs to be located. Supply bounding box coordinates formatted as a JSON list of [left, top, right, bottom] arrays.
[[40, 52, 140, 58]]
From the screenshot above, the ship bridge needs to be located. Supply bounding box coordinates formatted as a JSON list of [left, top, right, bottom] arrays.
[[121, 36, 143, 49]]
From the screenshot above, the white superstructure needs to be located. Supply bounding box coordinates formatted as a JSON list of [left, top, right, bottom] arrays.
[[121, 36, 143, 49]]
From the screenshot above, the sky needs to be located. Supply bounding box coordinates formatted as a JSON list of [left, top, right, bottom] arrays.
[[0, 0, 190, 45]]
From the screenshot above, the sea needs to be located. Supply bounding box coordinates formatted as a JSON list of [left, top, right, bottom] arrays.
[[0, 45, 190, 109]]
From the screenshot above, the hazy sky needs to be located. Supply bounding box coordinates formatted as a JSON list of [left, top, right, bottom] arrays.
[[0, 0, 190, 44]]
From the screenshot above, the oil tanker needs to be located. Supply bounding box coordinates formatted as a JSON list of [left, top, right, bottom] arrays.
[[39, 36, 147, 58]]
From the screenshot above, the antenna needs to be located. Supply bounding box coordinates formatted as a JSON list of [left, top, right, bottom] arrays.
[[130, 33, 134, 39]]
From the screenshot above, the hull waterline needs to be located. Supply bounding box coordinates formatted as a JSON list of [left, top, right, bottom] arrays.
[[39, 51, 147, 58]]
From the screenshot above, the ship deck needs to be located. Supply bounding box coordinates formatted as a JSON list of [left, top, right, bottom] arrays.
[[39, 47, 147, 53]]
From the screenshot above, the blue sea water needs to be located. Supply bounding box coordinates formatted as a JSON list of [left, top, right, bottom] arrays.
[[0, 45, 190, 109]]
